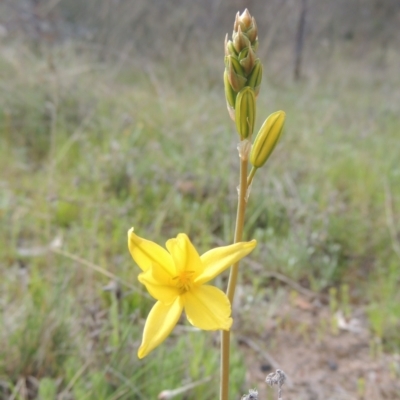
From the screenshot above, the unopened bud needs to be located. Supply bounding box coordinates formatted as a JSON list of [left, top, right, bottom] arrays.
[[239, 45, 256, 75], [252, 39, 259, 52], [247, 59, 263, 96], [225, 34, 237, 57], [238, 9, 252, 29], [224, 70, 236, 121], [250, 111, 285, 168], [235, 87, 256, 140], [226, 55, 247, 92], [246, 18, 258, 43], [233, 25, 250, 53], [224, 34, 229, 56], [234, 9, 253, 33]]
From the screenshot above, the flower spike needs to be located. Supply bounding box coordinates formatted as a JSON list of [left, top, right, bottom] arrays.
[[224, 9, 261, 138]]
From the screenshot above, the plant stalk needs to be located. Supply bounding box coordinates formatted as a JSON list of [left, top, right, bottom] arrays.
[[220, 156, 249, 400], [247, 166, 257, 188]]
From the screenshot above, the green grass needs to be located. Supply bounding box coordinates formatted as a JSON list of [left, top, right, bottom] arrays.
[[0, 39, 400, 399]]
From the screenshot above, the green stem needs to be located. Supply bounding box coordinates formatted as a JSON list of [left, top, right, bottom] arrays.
[[220, 156, 249, 400], [247, 166, 257, 188], [227, 158, 248, 302]]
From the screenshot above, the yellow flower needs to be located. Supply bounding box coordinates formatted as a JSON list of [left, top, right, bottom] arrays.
[[128, 228, 256, 358]]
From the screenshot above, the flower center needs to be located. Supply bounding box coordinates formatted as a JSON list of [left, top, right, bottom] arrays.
[[173, 270, 194, 293]]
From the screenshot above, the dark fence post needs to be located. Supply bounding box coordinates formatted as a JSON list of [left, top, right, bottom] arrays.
[[294, 0, 308, 81]]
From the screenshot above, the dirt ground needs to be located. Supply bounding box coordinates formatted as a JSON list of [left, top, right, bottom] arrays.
[[238, 289, 400, 400]]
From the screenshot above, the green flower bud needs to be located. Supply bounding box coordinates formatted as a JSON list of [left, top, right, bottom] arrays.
[[252, 40, 259, 53], [239, 45, 256, 75], [234, 9, 252, 31], [225, 55, 247, 92], [224, 70, 236, 121], [235, 87, 256, 140], [246, 18, 258, 43], [234, 10, 256, 41], [250, 111, 286, 168], [224, 34, 237, 57], [247, 59, 263, 96], [233, 25, 250, 53]]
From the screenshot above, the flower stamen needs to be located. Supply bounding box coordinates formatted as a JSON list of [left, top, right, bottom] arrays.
[[173, 270, 195, 293]]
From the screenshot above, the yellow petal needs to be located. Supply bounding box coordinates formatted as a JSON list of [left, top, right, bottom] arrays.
[[165, 234, 188, 273], [195, 240, 256, 285], [166, 234, 203, 275], [184, 285, 232, 331], [138, 265, 179, 304], [128, 228, 175, 274], [138, 297, 184, 359]]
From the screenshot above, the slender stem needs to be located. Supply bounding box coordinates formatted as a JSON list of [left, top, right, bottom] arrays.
[[226, 157, 248, 302], [220, 330, 230, 400], [247, 166, 257, 188], [220, 156, 249, 400]]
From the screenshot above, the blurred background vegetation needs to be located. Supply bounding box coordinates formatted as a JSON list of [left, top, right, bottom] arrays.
[[0, 0, 399, 399]]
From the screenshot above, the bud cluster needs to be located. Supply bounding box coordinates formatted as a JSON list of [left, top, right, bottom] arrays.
[[224, 9, 262, 139], [224, 9, 286, 170]]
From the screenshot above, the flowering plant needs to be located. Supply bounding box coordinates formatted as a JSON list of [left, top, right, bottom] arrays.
[[128, 9, 286, 400]]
